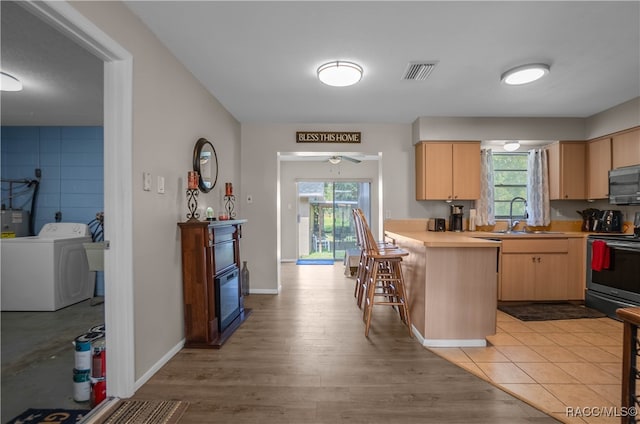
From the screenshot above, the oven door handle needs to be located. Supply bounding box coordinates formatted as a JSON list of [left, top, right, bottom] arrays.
[[604, 242, 639, 252]]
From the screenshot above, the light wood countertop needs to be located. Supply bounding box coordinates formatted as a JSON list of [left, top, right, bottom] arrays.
[[385, 230, 501, 248], [466, 231, 590, 239], [385, 228, 595, 250], [385, 219, 599, 248]]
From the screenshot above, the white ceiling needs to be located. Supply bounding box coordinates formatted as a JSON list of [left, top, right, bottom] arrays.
[[0, 1, 103, 126], [1, 1, 639, 126]]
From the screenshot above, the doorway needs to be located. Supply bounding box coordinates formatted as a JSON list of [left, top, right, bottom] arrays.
[[297, 180, 371, 261], [20, 1, 135, 401]]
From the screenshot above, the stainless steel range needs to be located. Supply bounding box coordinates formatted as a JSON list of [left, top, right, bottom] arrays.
[[585, 231, 640, 319]]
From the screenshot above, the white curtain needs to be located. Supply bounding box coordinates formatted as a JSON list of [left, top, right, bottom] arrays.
[[526, 149, 551, 226], [476, 148, 495, 226]]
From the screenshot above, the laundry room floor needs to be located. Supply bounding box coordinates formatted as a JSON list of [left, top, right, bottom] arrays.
[[1, 299, 104, 423]]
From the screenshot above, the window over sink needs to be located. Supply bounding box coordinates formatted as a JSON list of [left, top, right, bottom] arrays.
[[493, 153, 528, 218]]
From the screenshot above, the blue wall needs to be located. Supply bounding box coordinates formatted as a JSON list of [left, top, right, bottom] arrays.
[[1, 126, 103, 235]]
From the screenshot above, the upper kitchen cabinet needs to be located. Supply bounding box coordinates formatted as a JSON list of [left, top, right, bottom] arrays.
[[415, 141, 480, 201], [612, 128, 640, 168], [587, 137, 612, 200], [547, 141, 586, 200]]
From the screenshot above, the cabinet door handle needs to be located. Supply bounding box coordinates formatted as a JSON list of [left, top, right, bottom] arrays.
[[537, 257, 541, 263], [532, 257, 536, 263]]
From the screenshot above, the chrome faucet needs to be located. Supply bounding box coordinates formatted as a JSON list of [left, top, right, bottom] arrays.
[[508, 197, 527, 232]]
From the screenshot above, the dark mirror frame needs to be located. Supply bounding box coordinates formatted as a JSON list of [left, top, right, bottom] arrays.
[[193, 138, 218, 193]]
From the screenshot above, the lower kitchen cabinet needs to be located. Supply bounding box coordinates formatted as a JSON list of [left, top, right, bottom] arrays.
[[499, 238, 582, 301], [501, 252, 568, 301]]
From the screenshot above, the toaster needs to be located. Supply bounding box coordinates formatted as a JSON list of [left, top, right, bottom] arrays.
[[428, 218, 446, 232]]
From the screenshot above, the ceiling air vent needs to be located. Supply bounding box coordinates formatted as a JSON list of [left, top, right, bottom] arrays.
[[402, 61, 438, 81]]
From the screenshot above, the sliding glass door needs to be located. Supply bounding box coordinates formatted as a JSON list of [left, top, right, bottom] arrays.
[[297, 181, 370, 261]]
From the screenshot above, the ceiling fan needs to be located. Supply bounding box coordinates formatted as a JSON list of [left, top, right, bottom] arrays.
[[327, 155, 361, 164]]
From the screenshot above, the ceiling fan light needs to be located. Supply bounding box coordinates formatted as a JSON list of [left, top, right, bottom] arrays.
[[317, 61, 363, 87], [503, 141, 521, 152], [0, 71, 23, 91], [501, 63, 550, 85]]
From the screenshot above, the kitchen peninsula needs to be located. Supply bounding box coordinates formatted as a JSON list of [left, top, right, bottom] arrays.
[[385, 220, 500, 348]]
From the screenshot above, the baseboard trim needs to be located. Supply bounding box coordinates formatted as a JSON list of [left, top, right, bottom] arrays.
[[411, 325, 486, 347], [423, 338, 487, 348], [249, 289, 279, 294], [411, 324, 425, 345], [134, 338, 184, 391]]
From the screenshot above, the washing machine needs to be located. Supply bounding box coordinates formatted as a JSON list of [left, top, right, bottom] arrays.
[[1, 223, 94, 311]]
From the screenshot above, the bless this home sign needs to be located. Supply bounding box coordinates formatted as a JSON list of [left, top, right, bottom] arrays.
[[296, 131, 361, 143]]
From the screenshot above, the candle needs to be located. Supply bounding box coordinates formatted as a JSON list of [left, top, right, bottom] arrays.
[[225, 182, 233, 196], [188, 171, 199, 190]]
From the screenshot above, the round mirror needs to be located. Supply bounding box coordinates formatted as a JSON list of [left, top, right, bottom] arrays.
[[193, 138, 218, 193]]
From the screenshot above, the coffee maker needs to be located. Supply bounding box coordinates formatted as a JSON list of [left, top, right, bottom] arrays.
[[449, 204, 464, 232]]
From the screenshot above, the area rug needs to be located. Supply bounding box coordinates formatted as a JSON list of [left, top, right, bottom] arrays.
[[296, 259, 334, 265], [498, 302, 606, 321], [6, 408, 89, 423], [92, 400, 189, 424]]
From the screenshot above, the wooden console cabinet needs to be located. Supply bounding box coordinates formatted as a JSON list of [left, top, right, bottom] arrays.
[[178, 219, 249, 348]]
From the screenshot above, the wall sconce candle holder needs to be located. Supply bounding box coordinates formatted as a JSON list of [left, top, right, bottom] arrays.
[[186, 188, 200, 221]]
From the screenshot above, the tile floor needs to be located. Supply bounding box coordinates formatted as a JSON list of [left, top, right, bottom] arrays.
[[429, 310, 627, 424]]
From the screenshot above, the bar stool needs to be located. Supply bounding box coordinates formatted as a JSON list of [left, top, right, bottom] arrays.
[[351, 209, 395, 308], [352, 209, 369, 306], [353, 209, 412, 337]]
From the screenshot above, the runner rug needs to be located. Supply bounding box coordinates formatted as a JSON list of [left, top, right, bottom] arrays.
[[7, 408, 89, 423], [498, 302, 606, 321], [92, 400, 189, 424]]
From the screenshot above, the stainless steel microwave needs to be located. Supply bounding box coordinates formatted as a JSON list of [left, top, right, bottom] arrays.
[[609, 165, 640, 205]]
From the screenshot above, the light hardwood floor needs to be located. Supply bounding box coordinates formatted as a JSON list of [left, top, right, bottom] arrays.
[[133, 264, 557, 423]]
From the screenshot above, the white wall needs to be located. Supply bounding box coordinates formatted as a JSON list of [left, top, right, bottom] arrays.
[[413, 117, 586, 143], [71, 2, 240, 380], [585, 97, 640, 139], [411, 97, 640, 143]]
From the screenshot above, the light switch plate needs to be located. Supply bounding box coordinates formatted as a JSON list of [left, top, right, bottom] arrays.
[[143, 172, 152, 191], [157, 176, 165, 194]]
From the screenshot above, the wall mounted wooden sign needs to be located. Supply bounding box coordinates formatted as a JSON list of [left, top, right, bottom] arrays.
[[296, 131, 361, 143]]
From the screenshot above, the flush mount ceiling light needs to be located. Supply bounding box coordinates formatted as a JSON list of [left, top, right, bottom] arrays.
[[328, 156, 342, 164], [501, 63, 550, 85], [503, 141, 521, 151], [317, 61, 363, 87], [0, 71, 23, 91]]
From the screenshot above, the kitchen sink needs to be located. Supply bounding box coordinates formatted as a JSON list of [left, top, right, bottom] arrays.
[[489, 230, 564, 235], [490, 230, 525, 234]]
